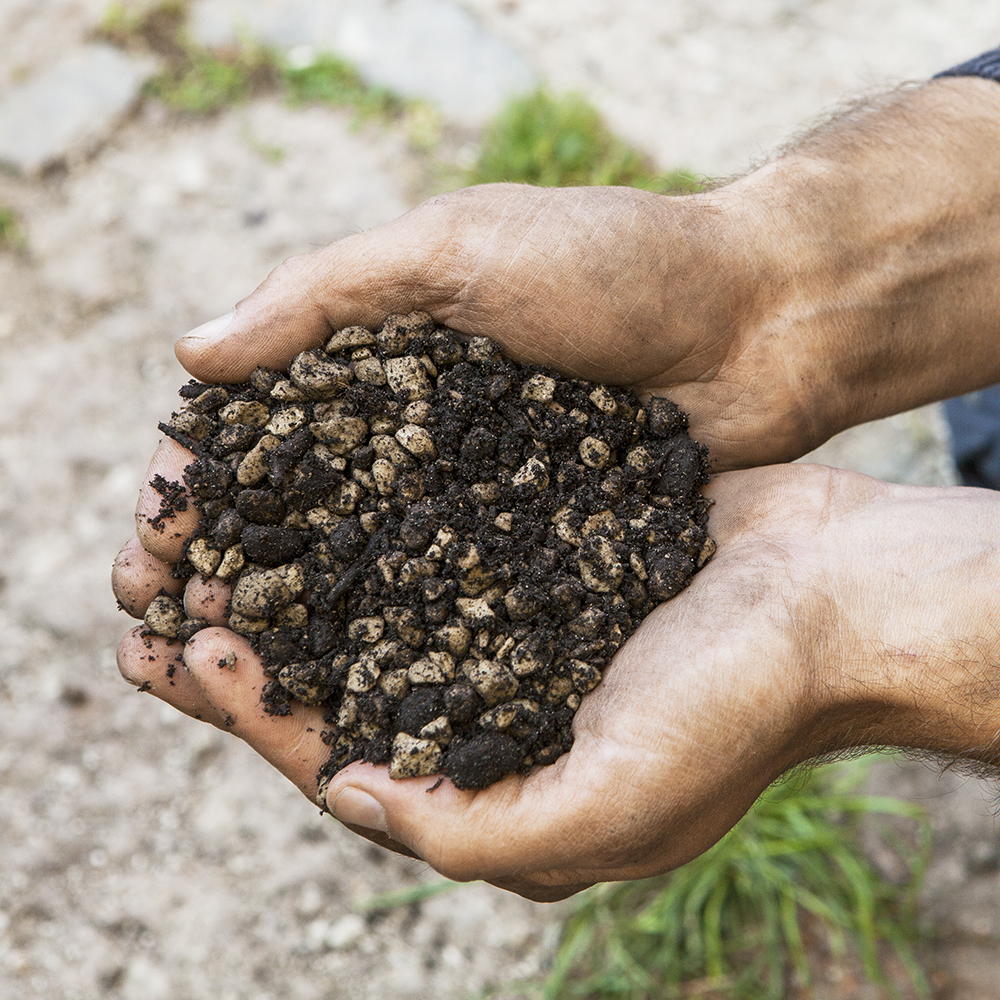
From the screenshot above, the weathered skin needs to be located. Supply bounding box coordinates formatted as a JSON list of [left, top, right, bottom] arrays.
[[115, 76, 1000, 902]]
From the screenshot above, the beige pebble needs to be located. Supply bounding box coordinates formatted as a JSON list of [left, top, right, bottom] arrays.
[[588, 387, 618, 414], [577, 536, 624, 593], [629, 551, 648, 581], [289, 350, 353, 399], [337, 694, 358, 729], [144, 595, 185, 638], [270, 379, 308, 402], [275, 603, 309, 628], [466, 337, 498, 362], [370, 434, 412, 467], [353, 357, 387, 385], [346, 658, 380, 693], [462, 658, 518, 706], [470, 482, 502, 503], [309, 415, 369, 455], [398, 557, 438, 586], [389, 733, 443, 780], [237, 434, 281, 486], [216, 544, 245, 581], [229, 612, 269, 636], [432, 624, 472, 659], [493, 512, 513, 532], [266, 405, 308, 436], [378, 668, 410, 700], [166, 410, 210, 440], [625, 445, 656, 473], [384, 356, 431, 401], [402, 400, 432, 425], [570, 659, 602, 694], [697, 538, 717, 568], [579, 436, 611, 469], [187, 538, 222, 576], [372, 458, 397, 495], [348, 616, 385, 643], [220, 400, 270, 427], [408, 651, 457, 685], [455, 597, 494, 625], [521, 374, 556, 402], [332, 481, 365, 514], [419, 715, 454, 745], [582, 510, 623, 540], [512, 456, 550, 492], [231, 568, 293, 618], [326, 326, 376, 353], [395, 423, 436, 460]]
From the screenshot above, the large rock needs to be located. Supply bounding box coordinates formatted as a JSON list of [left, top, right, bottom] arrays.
[[191, 0, 536, 126], [0, 44, 157, 174]]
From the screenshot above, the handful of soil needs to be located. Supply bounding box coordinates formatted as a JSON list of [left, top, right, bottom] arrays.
[[144, 312, 714, 791]]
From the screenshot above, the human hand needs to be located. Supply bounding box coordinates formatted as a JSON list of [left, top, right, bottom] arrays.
[[116, 460, 1000, 900]]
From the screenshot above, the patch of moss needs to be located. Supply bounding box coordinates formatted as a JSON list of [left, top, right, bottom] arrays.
[[0, 207, 26, 252]]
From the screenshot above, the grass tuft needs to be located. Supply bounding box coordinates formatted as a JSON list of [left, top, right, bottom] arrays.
[[537, 762, 930, 1000], [284, 54, 407, 123], [470, 89, 700, 193], [0, 206, 27, 252]]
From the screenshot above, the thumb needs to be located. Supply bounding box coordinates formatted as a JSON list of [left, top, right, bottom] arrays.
[[174, 196, 478, 384]]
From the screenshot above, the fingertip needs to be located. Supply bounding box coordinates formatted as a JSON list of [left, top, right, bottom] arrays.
[[113, 535, 184, 618]]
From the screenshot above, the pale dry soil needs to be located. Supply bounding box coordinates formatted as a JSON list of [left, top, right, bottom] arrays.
[[2, 2, 1000, 999]]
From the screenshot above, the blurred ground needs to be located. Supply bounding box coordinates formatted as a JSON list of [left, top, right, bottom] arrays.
[[1, 2, 999, 998]]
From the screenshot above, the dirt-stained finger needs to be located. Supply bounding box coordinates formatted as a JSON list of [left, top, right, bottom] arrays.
[[135, 437, 199, 563], [181, 628, 329, 798], [183, 574, 232, 627], [113, 535, 184, 619], [116, 625, 228, 728]]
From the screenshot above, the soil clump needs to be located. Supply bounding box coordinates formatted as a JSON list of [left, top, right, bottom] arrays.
[[146, 312, 714, 790]]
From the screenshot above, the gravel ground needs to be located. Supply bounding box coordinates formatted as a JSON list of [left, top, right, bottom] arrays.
[[1, 2, 999, 998]]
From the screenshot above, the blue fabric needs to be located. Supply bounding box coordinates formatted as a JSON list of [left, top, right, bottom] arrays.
[[934, 46, 1000, 83], [944, 389, 1000, 489]]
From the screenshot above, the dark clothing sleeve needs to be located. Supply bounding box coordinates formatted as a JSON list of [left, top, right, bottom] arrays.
[[933, 46, 1000, 83]]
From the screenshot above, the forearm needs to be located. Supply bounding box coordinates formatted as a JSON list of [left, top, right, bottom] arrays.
[[721, 77, 1000, 449]]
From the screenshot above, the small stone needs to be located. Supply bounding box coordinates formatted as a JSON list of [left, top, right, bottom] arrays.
[[431, 624, 472, 659], [395, 423, 436, 460], [521, 374, 556, 402], [326, 326, 376, 353], [279, 661, 336, 706], [697, 537, 717, 568], [389, 732, 443, 779], [275, 603, 308, 628], [289, 350, 353, 399], [455, 597, 495, 625], [419, 715, 454, 745], [331, 481, 365, 515], [493, 512, 513, 531], [266, 405, 308, 436], [479, 698, 538, 736], [309, 415, 369, 455], [220, 400, 270, 427], [353, 357, 387, 385], [629, 551, 648, 581], [348, 616, 385, 643], [144, 594, 185, 638], [510, 635, 553, 677], [384, 355, 432, 401], [399, 557, 437, 585], [512, 456, 549, 492], [379, 668, 410, 700], [569, 659, 602, 694], [577, 536, 624, 593], [237, 434, 281, 486], [187, 538, 222, 576], [647, 548, 695, 601], [466, 337, 498, 362], [402, 400, 432, 425], [216, 544, 245, 581], [229, 612, 269, 636], [569, 607, 606, 638], [462, 659, 517, 706], [582, 510, 623, 540], [579, 436, 611, 469], [231, 568, 294, 618], [589, 386, 618, 414], [371, 458, 397, 495], [408, 651, 456, 685], [166, 410, 210, 441], [370, 434, 413, 467], [270, 379, 309, 402], [347, 658, 380, 693], [626, 445, 657, 473]]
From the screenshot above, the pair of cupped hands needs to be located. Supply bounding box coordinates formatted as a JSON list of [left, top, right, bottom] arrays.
[[114, 78, 1000, 902]]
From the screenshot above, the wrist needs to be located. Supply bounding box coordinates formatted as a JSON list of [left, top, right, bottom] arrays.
[[720, 78, 1000, 456], [801, 479, 1000, 768]]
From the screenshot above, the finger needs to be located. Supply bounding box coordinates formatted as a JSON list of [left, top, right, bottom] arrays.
[[113, 534, 184, 619], [135, 437, 199, 562], [183, 574, 232, 626], [116, 625, 228, 728], [181, 628, 329, 798], [174, 192, 480, 382]]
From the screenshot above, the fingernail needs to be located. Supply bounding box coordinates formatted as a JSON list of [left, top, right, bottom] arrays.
[[181, 309, 235, 343], [329, 786, 387, 834]]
